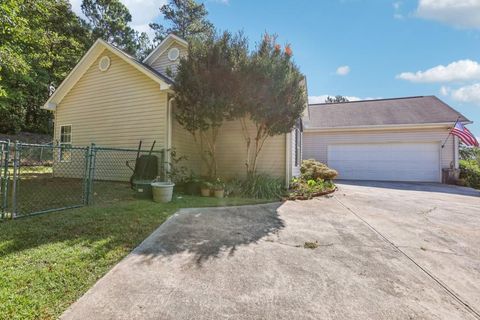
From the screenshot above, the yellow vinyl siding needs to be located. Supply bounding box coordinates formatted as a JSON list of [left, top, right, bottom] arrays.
[[55, 49, 167, 148], [150, 43, 187, 76], [303, 127, 454, 169], [171, 115, 202, 175], [215, 119, 286, 179], [53, 49, 168, 181]]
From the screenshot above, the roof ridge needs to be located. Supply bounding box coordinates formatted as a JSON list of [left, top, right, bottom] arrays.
[[309, 95, 427, 106]]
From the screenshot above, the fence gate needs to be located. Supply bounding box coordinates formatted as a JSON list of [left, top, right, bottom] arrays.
[[0, 142, 165, 219], [11, 143, 89, 218]]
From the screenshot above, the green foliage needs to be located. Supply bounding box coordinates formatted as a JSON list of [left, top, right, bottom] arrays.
[[149, 0, 213, 44], [459, 159, 480, 189], [300, 159, 338, 180], [166, 148, 189, 184], [238, 174, 285, 199], [289, 177, 335, 200], [0, 0, 91, 133], [173, 31, 248, 177], [212, 177, 225, 190], [289, 160, 337, 199], [325, 95, 349, 103], [224, 178, 244, 197], [237, 33, 307, 175], [81, 0, 150, 58], [459, 145, 480, 164]]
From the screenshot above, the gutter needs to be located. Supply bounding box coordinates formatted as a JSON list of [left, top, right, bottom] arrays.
[[304, 121, 473, 133]]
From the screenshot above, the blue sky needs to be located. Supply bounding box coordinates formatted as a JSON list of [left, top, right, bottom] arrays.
[[69, 0, 480, 136]]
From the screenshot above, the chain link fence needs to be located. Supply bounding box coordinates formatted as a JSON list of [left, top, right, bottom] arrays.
[[0, 141, 165, 219]]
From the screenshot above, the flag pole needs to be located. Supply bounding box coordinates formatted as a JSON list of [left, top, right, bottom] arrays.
[[441, 116, 460, 149]]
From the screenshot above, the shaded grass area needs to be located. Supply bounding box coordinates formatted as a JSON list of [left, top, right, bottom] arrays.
[[0, 195, 273, 320], [3, 170, 136, 216]]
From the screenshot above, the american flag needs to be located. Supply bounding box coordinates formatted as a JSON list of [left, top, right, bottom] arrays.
[[451, 121, 479, 147]]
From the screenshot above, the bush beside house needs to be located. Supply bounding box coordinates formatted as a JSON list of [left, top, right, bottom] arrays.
[[288, 159, 337, 200], [459, 160, 480, 189], [459, 146, 480, 189]]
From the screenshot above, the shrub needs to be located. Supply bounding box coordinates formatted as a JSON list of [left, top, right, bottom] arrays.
[[460, 159, 480, 189], [240, 174, 285, 199], [300, 159, 338, 180], [289, 177, 335, 200], [224, 178, 244, 197]]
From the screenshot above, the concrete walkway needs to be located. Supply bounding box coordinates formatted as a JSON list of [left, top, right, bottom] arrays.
[[62, 182, 480, 320]]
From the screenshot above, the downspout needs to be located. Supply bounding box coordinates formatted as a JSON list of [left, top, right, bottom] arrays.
[[166, 97, 175, 172], [285, 132, 291, 187]]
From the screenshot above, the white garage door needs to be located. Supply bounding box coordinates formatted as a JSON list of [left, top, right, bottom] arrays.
[[327, 142, 440, 182]]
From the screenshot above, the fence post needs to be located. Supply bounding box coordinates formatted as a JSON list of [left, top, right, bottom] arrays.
[[11, 141, 20, 218], [83, 145, 91, 206], [0, 141, 7, 219], [86, 143, 97, 205]]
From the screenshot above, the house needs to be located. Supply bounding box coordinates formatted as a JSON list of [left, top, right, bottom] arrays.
[[42, 34, 303, 184], [302, 96, 470, 182]]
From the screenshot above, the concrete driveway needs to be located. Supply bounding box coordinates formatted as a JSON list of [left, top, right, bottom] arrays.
[[62, 182, 480, 320]]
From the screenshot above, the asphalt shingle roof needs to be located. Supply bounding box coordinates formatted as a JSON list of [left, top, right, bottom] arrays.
[[305, 96, 469, 129]]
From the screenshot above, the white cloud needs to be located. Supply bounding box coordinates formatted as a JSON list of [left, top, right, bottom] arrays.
[[396, 59, 480, 83], [69, 0, 165, 38], [450, 83, 480, 103], [416, 0, 480, 29], [393, 1, 404, 19], [336, 65, 350, 76], [440, 85, 450, 96]]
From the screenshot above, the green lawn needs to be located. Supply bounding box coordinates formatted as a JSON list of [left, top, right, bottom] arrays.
[[0, 195, 273, 320]]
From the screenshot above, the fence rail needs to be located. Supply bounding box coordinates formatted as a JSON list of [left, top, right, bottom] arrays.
[[0, 140, 165, 219]]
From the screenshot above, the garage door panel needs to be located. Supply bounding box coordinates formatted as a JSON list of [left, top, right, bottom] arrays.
[[327, 142, 440, 182]]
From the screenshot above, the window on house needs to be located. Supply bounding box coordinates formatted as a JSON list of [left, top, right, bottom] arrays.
[[59, 125, 72, 162], [295, 128, 301, 167]]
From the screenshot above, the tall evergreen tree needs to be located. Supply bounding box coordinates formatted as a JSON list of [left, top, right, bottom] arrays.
[[81, 0, 150, 57], [149, 0, 213, 44], [0, 0, 91, 133]]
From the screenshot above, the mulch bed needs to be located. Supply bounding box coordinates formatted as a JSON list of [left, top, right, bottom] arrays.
[[283, 186, 337, 201]]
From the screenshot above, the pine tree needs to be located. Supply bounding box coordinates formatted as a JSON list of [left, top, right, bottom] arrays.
[[81, 0, 150, 57], [150, 0, 213, 44]]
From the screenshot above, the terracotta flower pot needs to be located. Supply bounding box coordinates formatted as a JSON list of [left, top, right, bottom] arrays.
[[214, 189, 224, 198], [200, 188, 211, 197]]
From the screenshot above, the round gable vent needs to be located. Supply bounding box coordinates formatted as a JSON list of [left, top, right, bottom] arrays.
[[168, 47, 180, 61], [99, 56, 111, 71]]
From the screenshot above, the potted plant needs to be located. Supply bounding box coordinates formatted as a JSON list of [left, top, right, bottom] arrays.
[[213, 178, 225, 198], [200, 181, 212, 197], [151, 177, 175, 203]]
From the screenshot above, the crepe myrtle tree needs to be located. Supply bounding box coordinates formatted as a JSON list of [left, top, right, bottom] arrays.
[[173, 31, 248, 178], [237, 34, 307, 176]]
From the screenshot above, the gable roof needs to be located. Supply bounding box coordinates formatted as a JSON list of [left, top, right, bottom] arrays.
[[143, 33, 188, 66], [304, 96, 471, 130], [42, 39, 172, 111]]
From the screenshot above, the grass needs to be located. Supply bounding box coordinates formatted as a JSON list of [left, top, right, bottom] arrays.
[[0, 195, 273, 320], [2, 170, 139, 216]]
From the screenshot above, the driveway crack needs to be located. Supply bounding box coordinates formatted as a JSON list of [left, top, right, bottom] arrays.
[[333, 195, 480, 320]]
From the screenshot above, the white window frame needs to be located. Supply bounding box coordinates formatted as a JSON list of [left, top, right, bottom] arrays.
[[59, 124, 72, 162]]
